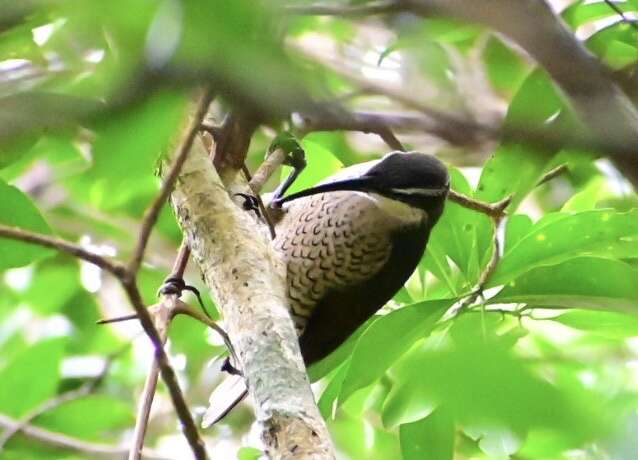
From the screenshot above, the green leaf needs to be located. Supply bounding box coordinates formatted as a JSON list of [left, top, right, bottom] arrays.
[[63, 291, 123, 355], [475, 70, 563, 210], [504, 214, 533, 253], [422, 240, 458, 297], [518, 429, 580, 459], [473, 73, 570, 281], [0, 338, 65, 417], [387, 322, 603, 443], [0, 135, 38, 170], [331, 412, 402, 459], [400, 408, 454, 460], [562, 0, 635, 29], [1, 134, 87, 183], [483, 36, 529, 96], [472, 427, 522, 460], [383, 374, 438, 428], [605, 39, 638, 69], [561, 176, 608, 212], [429, 168, 488, 285], [23, 259, 80, 314], [338, 299, 451, 406], [301, 132, 360, 166], [37, 395, 134, 441], [0, 178, 53, 269], [489, 257, 638, 311], [553, 310, 638, 338], [490, 209, 638, 286], [78, 89, 189, 212], [318, 362, 349, 419], [237, 447, 263, 460]]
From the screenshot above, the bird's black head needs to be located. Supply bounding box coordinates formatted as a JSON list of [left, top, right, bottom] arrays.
[[364, 152, 449, 203], [275, 152, 449, 215]]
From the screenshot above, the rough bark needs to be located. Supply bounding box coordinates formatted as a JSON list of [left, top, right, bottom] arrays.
[[162, 132, 334, 459]]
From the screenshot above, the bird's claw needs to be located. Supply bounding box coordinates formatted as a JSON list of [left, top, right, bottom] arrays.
[[221, 357, 243, 376], [158, 276, 212, 319], [234, 192, 261, 218]]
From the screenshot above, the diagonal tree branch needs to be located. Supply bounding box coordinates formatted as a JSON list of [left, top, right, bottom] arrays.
[[404, 0, 638, 157], [162, 130, 335, 458], [285, 0, 401, 16], [0, 226, 126, 277], [118, 280, 208, 459], [0, 413, 171, 460], [129, 90, 214, 274], [290, 0, 638, 159]]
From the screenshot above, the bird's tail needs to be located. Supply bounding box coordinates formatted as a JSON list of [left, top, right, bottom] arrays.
[[202, 373, 248, 428]]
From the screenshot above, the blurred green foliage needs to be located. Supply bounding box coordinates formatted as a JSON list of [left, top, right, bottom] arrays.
[[0, 1, 638, 459]]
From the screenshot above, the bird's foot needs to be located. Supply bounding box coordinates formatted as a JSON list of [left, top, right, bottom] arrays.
[[233, 192, 261, 218], [221, 356, 243, 376], [158, 276, 212, 319]]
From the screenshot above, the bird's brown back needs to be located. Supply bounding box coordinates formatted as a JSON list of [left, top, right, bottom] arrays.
[[273, 190, 426, 338]]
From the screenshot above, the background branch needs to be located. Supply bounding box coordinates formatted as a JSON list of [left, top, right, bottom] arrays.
[[0, 413, 171, 460], [403, 0, 638, 157], [0, 347, 123, 449], [285, 1, 401, 16], [0, 226, 126, 276]]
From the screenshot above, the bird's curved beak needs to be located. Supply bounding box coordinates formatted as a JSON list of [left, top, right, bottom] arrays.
[[273, 176, 377, 206]]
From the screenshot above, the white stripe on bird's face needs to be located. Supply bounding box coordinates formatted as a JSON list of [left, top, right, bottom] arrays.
[[366, 192, 428, 224], [388, 187, 449, 197]]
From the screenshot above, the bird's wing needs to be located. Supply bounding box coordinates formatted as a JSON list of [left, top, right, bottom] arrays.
[[202, 373, 248, 428], [273, 191, 395, 332]]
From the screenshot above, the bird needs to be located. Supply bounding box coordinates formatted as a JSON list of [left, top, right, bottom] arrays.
[[203, 151, 449, 426]]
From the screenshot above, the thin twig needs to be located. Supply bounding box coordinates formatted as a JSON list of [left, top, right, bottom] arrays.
[[604, 0, 638, 31], [129, 89, 214, 274], [290, 45, 492, 146], [97, 302, 233, 359], [0, 225, 126, 277], [126, 91, 214, 460], [291, 48, 638, 157], [120, 281, 208, 460], [536, 163, 568, 187], [96, 313, 139, 325], [296, 106, 487, 148], [130, 364, 162, 460], [169, 241, 191, 279], [0, 347, 125, 448], [0, 228, 208, 458], [454, 220, 502, 312], [128, 300, 173, 460], [1, 92, 214, 460], [127, 240, 216, 460], [248, 148, 288, 194], [0, 413, 171, 460], [378, 128, 405, 151], [284, 1, 401, 16], [447, 190, 511, 218], [455, 162, 571, 314]]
